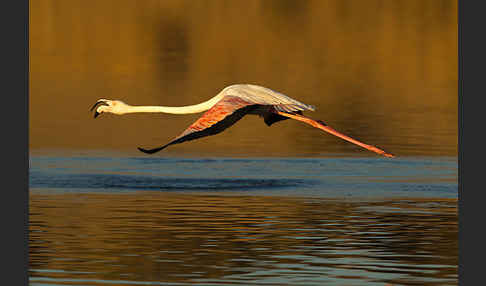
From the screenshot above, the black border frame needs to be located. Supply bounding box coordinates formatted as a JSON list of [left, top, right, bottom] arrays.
[[3, 0, 29, 285], [458, 1, 481, 285]]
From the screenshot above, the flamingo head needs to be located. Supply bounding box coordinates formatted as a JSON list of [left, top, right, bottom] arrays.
[[90, 99, 129, 118]]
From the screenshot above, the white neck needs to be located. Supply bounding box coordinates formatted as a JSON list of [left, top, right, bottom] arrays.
[[122, 94, 224, 115]]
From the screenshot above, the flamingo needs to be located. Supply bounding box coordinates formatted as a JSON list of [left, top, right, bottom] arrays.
[[90, 84, 394, 157]]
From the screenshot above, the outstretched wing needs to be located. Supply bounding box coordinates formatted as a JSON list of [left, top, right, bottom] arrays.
[[138, 96, 257, 154], [274, 111, 395, 158]]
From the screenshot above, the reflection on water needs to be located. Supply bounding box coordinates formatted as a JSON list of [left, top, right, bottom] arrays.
[[30, 193, 457, 286], [29, 155, 458, 285], [29, 156, 458, 198]]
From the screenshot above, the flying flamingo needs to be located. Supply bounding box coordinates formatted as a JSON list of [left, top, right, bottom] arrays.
[[90, 84, 394, 157]]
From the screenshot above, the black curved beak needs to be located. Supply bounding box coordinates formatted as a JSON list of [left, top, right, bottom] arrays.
[[90, 101, 109, 119]]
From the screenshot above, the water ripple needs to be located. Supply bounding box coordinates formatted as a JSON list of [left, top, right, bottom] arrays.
[[30, 172, 313, 191], [29, 193, 458, 286]]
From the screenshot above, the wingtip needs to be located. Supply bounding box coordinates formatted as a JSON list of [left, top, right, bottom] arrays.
[[137, 147, 157, 154], [383, 153, 395, 158], [375, 148, 395, 158]]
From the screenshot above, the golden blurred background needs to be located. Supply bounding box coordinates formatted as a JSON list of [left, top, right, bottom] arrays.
[[29, 0, 457, 157]]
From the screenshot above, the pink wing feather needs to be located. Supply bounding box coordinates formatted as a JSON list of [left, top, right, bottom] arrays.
[[138, 96, 255, 154]]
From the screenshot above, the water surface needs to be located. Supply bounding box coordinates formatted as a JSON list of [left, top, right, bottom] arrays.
[[30, 155, 458, 286]]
